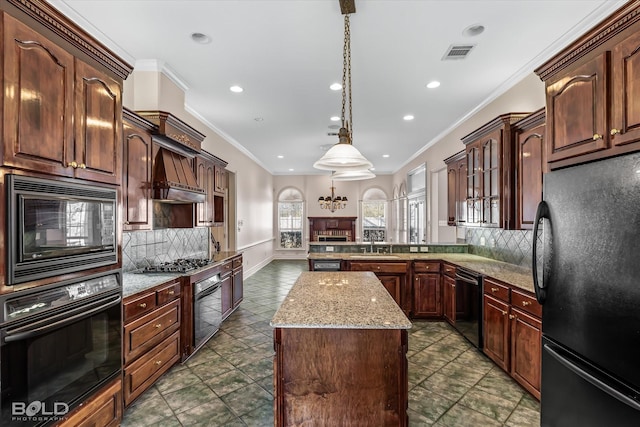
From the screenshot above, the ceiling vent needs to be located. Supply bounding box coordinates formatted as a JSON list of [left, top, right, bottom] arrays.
[[442, 44, 475, 60]]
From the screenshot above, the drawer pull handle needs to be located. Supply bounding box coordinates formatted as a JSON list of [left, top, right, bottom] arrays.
[[593, 133, 603, 140], [154, 360, 162, 366], [168, 290, 175, 295], [522, 301, 532, 307], [138, 303, 147, 308], [154, 323, 162, 328], [491, 287, 499, 293], [509, 314, 516, 320], [610, 128, 620, 136]]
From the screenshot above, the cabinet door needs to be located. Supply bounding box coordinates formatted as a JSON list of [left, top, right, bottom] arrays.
[[447, 165, 457, 225], [232, 267, 243, 308], [510, 308, 541, 400], [456, 158, 467, 224], [376, 274, 402, 308], [195, 157, 215, 226], [546, 53, 608, 164], [611, 31, 640, 148], [221, 274, 233, 320], [214, 164, 226, 194], [466, 145, 481, 225], [413, 273, 442, 318], [2, 14, 75, 176], [442, 275, 456, 325], [74, 59, 123, 184], [123, 121, 152, 230], [516, 123, 545, 230], [481, 135, 501, 226], [483, 294, 510, 371]]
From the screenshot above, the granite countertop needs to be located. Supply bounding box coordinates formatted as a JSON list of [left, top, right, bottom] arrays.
[[122, 251, 240, 298], [270, 271, 412, 330], [308, 252, 534, 294]]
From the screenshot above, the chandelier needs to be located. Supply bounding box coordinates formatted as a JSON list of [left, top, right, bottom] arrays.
[[318, 182, 347, 212], [313, 0, 374, 180]]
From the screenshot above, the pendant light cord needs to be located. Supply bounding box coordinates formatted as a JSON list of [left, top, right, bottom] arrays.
[[341, 14, 353, 144]]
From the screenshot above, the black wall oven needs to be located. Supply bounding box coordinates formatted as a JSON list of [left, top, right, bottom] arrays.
[[0, 272, 122, 426], [7, 175, 118, 285], [192, 273, 222, 355]]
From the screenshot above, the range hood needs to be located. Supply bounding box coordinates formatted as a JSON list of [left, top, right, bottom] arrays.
[[153, 148, 205, 203]]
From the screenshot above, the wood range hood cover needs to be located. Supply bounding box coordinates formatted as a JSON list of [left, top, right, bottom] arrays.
[[136, 110, 207, 204]]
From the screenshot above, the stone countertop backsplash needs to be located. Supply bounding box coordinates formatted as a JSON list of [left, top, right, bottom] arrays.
[[270, 271, 412, 330], [308, 252, 534, 294]]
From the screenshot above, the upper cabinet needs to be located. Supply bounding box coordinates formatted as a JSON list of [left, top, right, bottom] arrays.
[[462, 113, 529, 229], [1, 10, 130, 185], [535, 2, 640, 169], [195, 150, 227, 227], [444, 150, 466, 226], [513, 109, 546, 230]]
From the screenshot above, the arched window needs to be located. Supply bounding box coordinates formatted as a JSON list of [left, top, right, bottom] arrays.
[[278, 188, 304, 249], [361, 188, 387, 242]]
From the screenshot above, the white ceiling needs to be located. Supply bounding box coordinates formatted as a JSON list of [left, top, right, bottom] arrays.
[[52, 0, 625, 176]]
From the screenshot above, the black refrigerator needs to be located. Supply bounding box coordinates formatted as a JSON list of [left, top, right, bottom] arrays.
[[533, 152, 640, 426]]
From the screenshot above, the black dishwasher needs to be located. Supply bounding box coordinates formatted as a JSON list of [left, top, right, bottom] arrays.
[[310, 259, 342, 271], [454, 267, 484, 349]]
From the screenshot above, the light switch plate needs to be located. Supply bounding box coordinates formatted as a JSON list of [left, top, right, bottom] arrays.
[[420, 246, 429, 252], [410, 247, 418, 252], [325, 246, 334, 252]]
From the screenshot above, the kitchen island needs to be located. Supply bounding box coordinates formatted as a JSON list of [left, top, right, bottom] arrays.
[[271, 271, 411, 426]]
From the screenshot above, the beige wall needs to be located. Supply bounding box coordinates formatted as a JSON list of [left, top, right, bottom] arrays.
[[392, 73, 546, 243]]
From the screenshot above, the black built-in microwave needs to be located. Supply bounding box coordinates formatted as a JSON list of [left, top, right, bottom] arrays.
[[6, 175, 118, 285]]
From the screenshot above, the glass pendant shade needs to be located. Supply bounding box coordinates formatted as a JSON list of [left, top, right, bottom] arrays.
[[331, 169, 375, 181], [313, 143, 373, 171]]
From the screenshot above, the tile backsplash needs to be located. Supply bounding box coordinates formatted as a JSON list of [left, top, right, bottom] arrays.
[[122, 228, 209, 272], [466, 227, 542, 268]]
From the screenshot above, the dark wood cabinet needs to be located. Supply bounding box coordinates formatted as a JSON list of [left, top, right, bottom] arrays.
[[2, 13, 123, 184], [462, 113, 528, 228], [195, 150, 228, 226], [308, 216, 356, 242], [348, 261, 410, 315], [412, 261, 442, 318], [483, 293, 510, 371], [513, 109, 546, 230], [444, 150, 466, 226], [58, 378, 122, 427], [221, 255, 243, 319], [510, 307, 542, 400], [122, 109, 154, 231], [535, 2, 640, 169], [442, 274, 456, 325], [232, 256, 243, 308], [221, 269, 233, 320]]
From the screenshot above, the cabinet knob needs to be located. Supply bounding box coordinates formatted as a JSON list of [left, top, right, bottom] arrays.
[[377, 266, 381, 270], [502, 311, 508, 316], [154, 360, 162, 366], [521, 301, 532, 307], [592, 133, 603, 140], [415, 277, 418, 281], [491, 287, 499, 293], [124, 221, 130, 225], [138, 303, 147, 308], [168, 290, 175, 295], [68, 161, 78, 168], [79, 163, 86, 169], [154, 323, 162, 329], [610, 128, 620, 136], [509, 314, 516, 320]]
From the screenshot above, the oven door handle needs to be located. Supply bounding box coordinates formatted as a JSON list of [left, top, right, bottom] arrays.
[[3, 293, 121, 343]]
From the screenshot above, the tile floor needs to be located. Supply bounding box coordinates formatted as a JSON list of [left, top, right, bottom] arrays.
[[121, 260, 540, 427]]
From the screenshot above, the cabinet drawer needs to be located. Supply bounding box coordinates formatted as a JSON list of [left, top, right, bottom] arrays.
[[511, 289, 541, 318], [442, 263, 457, 278], [156, 281, 181, 305], [350, 262, 407, 273], [124, 299, 180, 364], [484, 278, 510, 303], [232, 257, 242, 269], [123, 331, 180, 407], [123, 292, 156, 321], [414, 261, 441, 273], [221, 261, 233, 275]]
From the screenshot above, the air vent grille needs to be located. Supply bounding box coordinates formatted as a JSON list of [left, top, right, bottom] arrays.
[[442, 44, 475, 60]]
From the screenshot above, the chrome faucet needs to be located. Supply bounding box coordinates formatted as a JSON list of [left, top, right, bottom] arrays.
[[370, 236, 375, 254]]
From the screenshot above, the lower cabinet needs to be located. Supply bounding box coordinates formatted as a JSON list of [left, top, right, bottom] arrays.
[[348, 261, 410, 315], [122, 279, 181, 407], [57, 378, 122, 427], [413, 261, 442, 318], [483, 277, 542, 399], [222, 255, 244, 320], [442, 274, 456, 325], [232, 256, 244, 308]]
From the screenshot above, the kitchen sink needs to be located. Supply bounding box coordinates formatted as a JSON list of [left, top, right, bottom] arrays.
[[348, 254, 400, 259]]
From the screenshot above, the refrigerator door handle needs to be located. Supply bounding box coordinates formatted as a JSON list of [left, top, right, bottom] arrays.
[[532, 201, 550, 304], [544, 343, 640, 412]]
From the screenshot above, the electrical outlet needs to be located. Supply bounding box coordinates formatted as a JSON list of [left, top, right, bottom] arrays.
[[420, 246, 429, 252], [410, 246, 418, 252], [325, 246, 334, 252], [480, 237, 486, 246]]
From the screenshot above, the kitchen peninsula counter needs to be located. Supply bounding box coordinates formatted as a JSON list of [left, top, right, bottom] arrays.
[[271, 271, 410, 426]]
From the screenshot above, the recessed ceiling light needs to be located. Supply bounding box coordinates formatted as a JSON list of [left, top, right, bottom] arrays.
[[330, 83, 342, 91], [191, 32, 212, 44], [463, 24, 485, 37], [254, 117, 264, 122], [403, 115, 414, 121], [277, 155, 284, 159], [426, 81, 441, 89], [230, 85, 243, 93], [382, 154, 390, 158], [288, 168, 294, 172], [330, 116, 341, 121]]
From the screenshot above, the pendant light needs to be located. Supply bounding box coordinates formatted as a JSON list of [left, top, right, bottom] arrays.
[[313, 2, 374, 178]]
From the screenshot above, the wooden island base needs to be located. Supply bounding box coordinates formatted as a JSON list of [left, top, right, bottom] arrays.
[[273, 327, 408, 426]]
